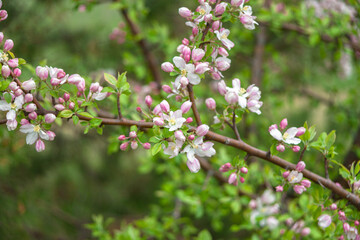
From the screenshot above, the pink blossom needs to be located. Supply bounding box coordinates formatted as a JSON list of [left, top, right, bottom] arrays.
[[24, 94, 33, 103], [174, 130, 186, 142], [145, 95, 152, 107], [292, 145, 301, 152], [219, 163, 232, 172], [296, 161, 306, 172], [276, 144, 285, 152], [120, 142, 129, 151], [54, 104, 65, 111], [215, 2, 228, 15], [215, 29, 234, 50], [280, 118, 288, 130], [1, 65, 10, 77], [187, 157, 201, 173], [4, 39, 14, 51], [191, 48, 205, 62], [28, 112, 37, 120], [240, 167, 248, 174], [215, 57, 231, 71], [318, 214, 332, 228], [178, 7, 192, 18], [161, 62, 174, 72], [228, 173, 238, 185], [163, 110, 186, 131], [181, 100, 192, 114], [143, 142, 151, 150], [35, 139, 45, 152], [162, 85, 172, 93], [153, 117, 164, 126], [14, 68, 21, 77], [296, 127, 306, 137], [47, 131, 56, 141], [301, 180, 311, 188], [293, 185, 306, 194], [196, 124, 209, 136], [25, 103, 37, 112], [131, 141, 138, 150], [205, 98, 216, 110], [275, 186, 283, 192], [160, 100, 170, 112], [8, 58, 18, 68]]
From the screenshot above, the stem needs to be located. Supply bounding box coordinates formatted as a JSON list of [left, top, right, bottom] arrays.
[[232, 111, 241, 141], [299, 145, 307, 162], [116, 92, 123, 119], [187, 84, 202, 126], [324, 156, 329, 179]]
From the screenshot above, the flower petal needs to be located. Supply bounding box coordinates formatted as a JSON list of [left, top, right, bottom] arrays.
[[270, 129, 283, 141], [0, 101, 10, 111], [26, 132, 38, 145], [173, 56, 186, 70], [187, 73, 201, 85]]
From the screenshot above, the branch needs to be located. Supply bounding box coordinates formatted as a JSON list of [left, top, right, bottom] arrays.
[[187, 84, 202, 126], [116, 93, 123, 119], [232, 111, 241, 141]]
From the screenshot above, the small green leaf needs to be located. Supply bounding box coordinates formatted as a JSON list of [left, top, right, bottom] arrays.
[[325, 130, 336, 150], [72, 115, 79, 125], [58, 110, 73, 118], [18, 58, 26, 65], [149, 136, 161, 143], [89, 118, 102, 127], [196, 229, 212, 240], [151, 142, 162, 156], [78, 112, 94, 119], [104, 73, 117, 86], [4, 92, 12, 103], [116, 72, 128, 89]]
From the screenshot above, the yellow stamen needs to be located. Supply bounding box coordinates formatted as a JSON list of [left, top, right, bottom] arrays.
[[169, 118, 176, 125], [199, 9, 206, 15], [34, 125, 41, 133], [181, 69, 187, 77], [240, 88, 246, 94], [10, 103, 17, 109], [283, 132, 289, 140]]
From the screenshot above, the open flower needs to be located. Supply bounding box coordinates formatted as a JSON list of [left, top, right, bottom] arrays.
[[173, 56, 200, 87], [214, 28, 234, 50], [20, 124, 50, 145], [270, 127, 301, 145], [162, 110, 186, 131], [0, 95, 24, 130], [195, 2, 212, 23], [163, 140, 184, 158], [287, 170, 303, 183], [318, 214, 332, 229]]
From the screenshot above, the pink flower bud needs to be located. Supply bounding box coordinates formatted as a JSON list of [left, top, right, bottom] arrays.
[[293, 185, 305, 194], [205, 98, 216, 110], [145, 95, 152, 107], [24, 93, 33, 103], [45, 113, 56, 123], [228, 173, 238, 185], [219, 163, 232, 172], [174, 130, 186, 142], [296, 161, 306, 172], [188, 134, 195, 141], [143, 142, 151, 150], [175, 95, 182, 102], [160, 100, 170, 112], [194, 62, 209, 74], [77, 80, 86, 92], [240, 167, 248, 174], [180, 76, 189, 86], [276, 144, 285, 152], [118, 135, 126, 141], [292, 145, 301, 152], [35, 139, 45, 152], [296, 127, 306, 137], [58, 97, 64, 104], [204, 14, 212, 23], [181, 100, 192, 114], [63, 93, 70, 102], [355, 221, 359, 226], [218, 47, 229, 57], [218, 80, 227, 95], [196, 124, 209, 136], [22, 79, 36, 91], [283, 171, 290, 178], [50, 78, 61, 86], [249, 199, 257, 209], [301, 179, 311, 188], [13, 68, 21, 77], [129, 131, 137, 138], [25, 103, 37, 112], [275, 185, 283, 192], [186, 117, 193, 123], [162, 85, 172, 93], [1, 65, 10, 78], [192, 48, 205, 62], [131, 141, 138, 150], [268, 124, 278, 132], [178, 7, 192, 18], [28, 111, 38, 120], [54, 104, 65, 111], [212, 20, 220, 31], [90, 82, 100, 92], [280, 118, 288, 130], [20, 119, 29, 125], [239, 177, 245, 183], [4, 39, 14, 52], [57, 70, 66, 79], [301, 227, 310, 236], [69, 102, 75, 110], [14, 88, 23, 97], [338, 211, 346, 221], [192, 27, 199, 36], [231, 0, 243, 7], [0, 32, 3, 43], [215, 2, 227, 15], [153, 117, 164, 126], [68, 74, 83, 85], [182, 38, 189, 45], [36, 66, 49, 80], [8, 58, 19, 68], [225, 91, 238, 104], [120, 142, 129, 151], [47, 131, 56, 141], [330, 203, 337, 210], [153, 105, 162, 115], [343, 223, 350, 232], [0, 10, 8, 21], [8, 82, 18, 91]]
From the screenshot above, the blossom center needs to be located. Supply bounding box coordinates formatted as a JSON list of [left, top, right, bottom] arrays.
[[283, 132, 289, 140], [181, 69, 187, 77], [199, 9, 206, 15], [0, 52, 9, 62], [10, 103, 17, 109], [34, 125, 41, 133], [221, 34, 228, 40], [169, 117, 176, 125], [239, 88, 246, 95]]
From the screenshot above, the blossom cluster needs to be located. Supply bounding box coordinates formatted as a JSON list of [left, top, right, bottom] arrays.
[[219, 162, 248, 186], [118, 131, 151, 151], [275, 161, 311, 194]]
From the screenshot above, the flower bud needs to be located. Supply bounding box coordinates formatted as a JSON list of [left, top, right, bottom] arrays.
[[219, 163, 232, 172], [292, 145, 301, 152], [14, 88, 23, 97], [196, 124, 209, 136], [194, 62, 209, 74], [343, 222, 350, 232], [225, 91, 238, 104], [22, 79, 36, 91], [283, 171, 290, 178], [0, 32, 3, 43], [45, 113, 56, 123], [20, 119, 29, 125], [178, 7, 192, 18], [36, 66, 49, 80], [205, 98, 216, 110], [25, 103, 37, 112], [129, 131, 137, 138], [57, 97, 64, 104], [180, 76, 189, 87], [118, 135, 126, 141], [24, 93, 33, 103], [77, 80, 86, 92], [188, 134, 195, 141], [153, 117, 164, 126], [318, 214, 332, 229], [239, 177, 245, 183], [280, 118, 288, 130], [90, 82, 100, 92], [215, 2, 227, 15], [145, 95, 152, 107], [301, 227, 310, 236], [8, 82, 18, 91], [153, 105, 162, 115], [35, 139, 45, 152], [249, 199, 257, 209], [296, 127, 306, 137], [182, 38, 189, 46], [174, 130, 186, 142], [160, 100, 170, 112], [13, 68, 21, 77], [63, 93, 70, 102], [240, 167, 248, 174], [191, 48, 205, 62], [68, 74, 83, 85], [120, 142, 129, 151], [301, 179, 311, 188], [181, 100, 192, 114], [204, 14, 212, 23], [275, 186, 283, 192], [218, 47, 229, 57], [162, 85, 172, 94], [143, 142, 151, 150], [50, 77, 61, 86], [47, 131, 56, 141], [8, 58, 18, 68], [218, 80, 227, 95], [276, 144, 285, 152], [131, 141, 138, 150], [69, 102, 75, 110], [186, 117, 193, 123], [57, 70, 66, 79], [54, 104, 65, 111], [0, 10, 8, 21], [1, 65, 10, 78], [296, 161, 306, 172], [293, 185, 305, 194], [4, 39, 14, 52], [338, 211, 346, 221], [28, 111, 38, 120], [231, 0, 243, 7], [212, 20, 220, 31], [268, 124, 278, 132], [330, 203, 337, 210], [355, 220, 359, 226], [228, 173, 238, 185]]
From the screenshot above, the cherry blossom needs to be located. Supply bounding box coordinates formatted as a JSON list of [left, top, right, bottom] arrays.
[[19, 124, 50, 145], [0, 95, 24, 130]]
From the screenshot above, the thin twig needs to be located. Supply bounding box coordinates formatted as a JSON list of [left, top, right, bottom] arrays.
[[324, 156, 329, 179], [187, 84, 202, 126], [232, 111, 241, 141], [116, 92, 123, 119]]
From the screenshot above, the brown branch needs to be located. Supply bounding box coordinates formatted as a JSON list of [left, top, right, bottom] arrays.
[[187, 84, 202, 126], [120, 9, 162, 90], [0, 119, 6, 124], [73, 115, 360, 210], [116, 92, 123, 119]]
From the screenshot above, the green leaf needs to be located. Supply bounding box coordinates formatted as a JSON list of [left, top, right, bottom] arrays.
[[58, 110, 73, 118], [18, 58, 26, 65], [196, 230, 212, 240], [149, 136, 161, 143], [0, 80, 10, 91], [151, 142, 162, 156], [325, 130, 336, 150], [89, 118, 102, 127], [130, 125, 138, 132], [78, 112, 94, 119], [116, 72, 128, 89], [72, 115, 79, 125], [103, 73, 117, 86], [4, 92, 12, 103]]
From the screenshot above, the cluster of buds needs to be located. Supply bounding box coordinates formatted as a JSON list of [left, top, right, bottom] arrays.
[[109, 22, 127, 45], [281, 218, 311, 237], [218, 78, 262, 114], [269, 118, 305, 152], [219, 162, 248, 186], [276, 161, 311, 194], [118, 131, 151, 151]]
